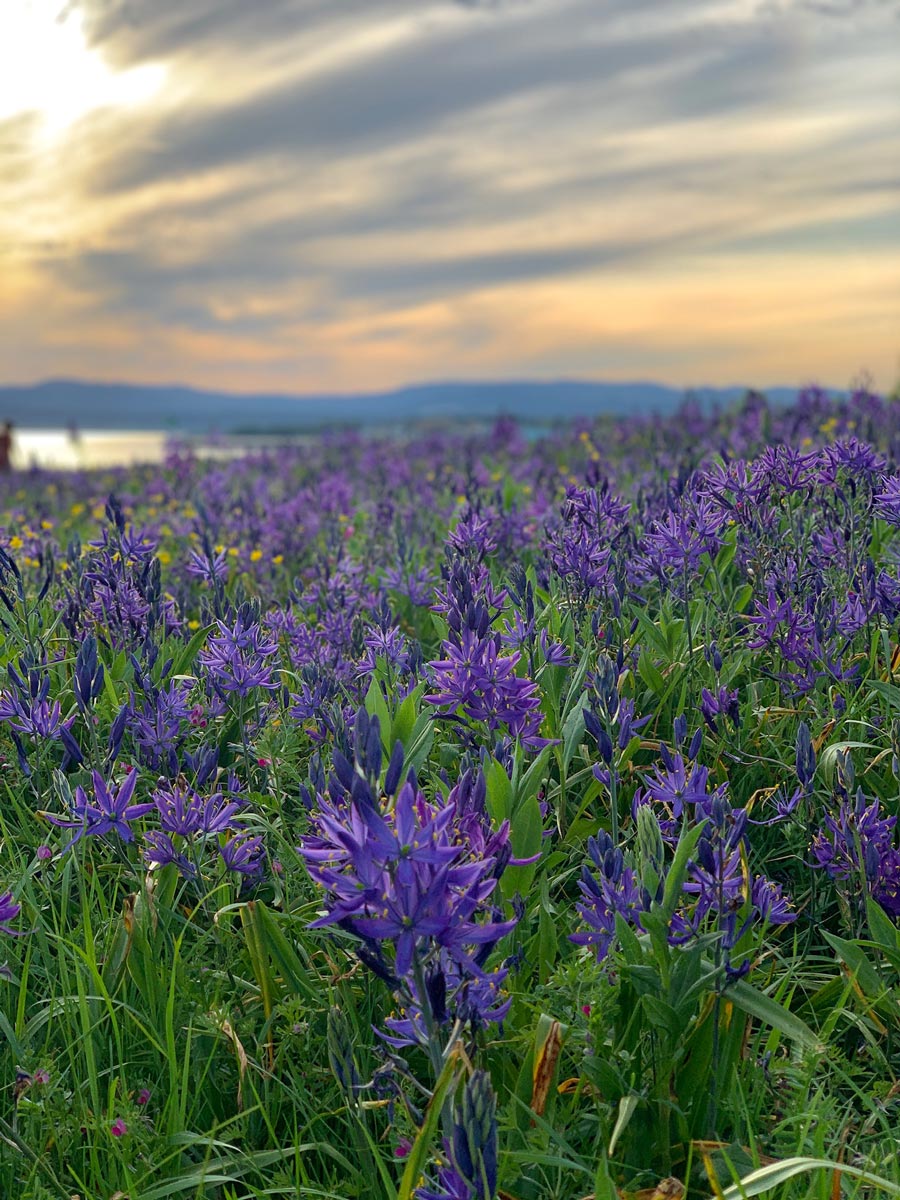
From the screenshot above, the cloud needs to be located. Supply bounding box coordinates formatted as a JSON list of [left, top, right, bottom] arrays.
[[0, 0, 898, 392], [79, 0, 351, 66]]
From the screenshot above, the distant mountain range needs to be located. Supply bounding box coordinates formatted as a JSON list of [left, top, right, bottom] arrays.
[[0, 378, 804, 434]]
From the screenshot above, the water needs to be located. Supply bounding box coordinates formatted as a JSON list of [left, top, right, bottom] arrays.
[[10, 429, 171, 469], [7, 429, 306, 470], [5, 420, 519, 471]]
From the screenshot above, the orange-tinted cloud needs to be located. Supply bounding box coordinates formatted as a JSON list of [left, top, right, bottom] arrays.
[[1, 0, 898, 395]]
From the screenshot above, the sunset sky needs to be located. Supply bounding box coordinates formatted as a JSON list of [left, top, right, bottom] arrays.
[[1, 0, 898, 395]]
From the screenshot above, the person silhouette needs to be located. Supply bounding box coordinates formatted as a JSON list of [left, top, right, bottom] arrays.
[[0, 421, 13, 472]]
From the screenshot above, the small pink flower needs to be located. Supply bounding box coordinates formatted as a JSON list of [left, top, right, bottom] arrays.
[[581, 1004, 591, 1016], [123, 763, 134, 774], [257, 757, 269, 768], [395, 1138, 412, 1159], [36, 845, 52, 861], [33, 1068, 50, 1084], [136, 1088, 151, 1106], [110, 1117, 128, 1137]]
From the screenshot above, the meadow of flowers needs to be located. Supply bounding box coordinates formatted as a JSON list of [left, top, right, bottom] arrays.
[[2, 386, 900, 1199]]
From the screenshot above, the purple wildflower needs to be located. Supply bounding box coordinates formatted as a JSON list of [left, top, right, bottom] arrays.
[[642, 753, 718, 820], [570, 832, 648, 962], [426, 629, 548, 748], [187, 547, 228, 585], [0, 892, 22, 936], [219, 832, 266, 876], [874, 477, 900, 525], [142, 832, 197, 879], [199, 610, 279, 697], [46, 769, 154, 849]]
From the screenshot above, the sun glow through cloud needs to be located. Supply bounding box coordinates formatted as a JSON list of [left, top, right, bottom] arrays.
[[0, 1, 164, 135], [0, 0, 897, 393]]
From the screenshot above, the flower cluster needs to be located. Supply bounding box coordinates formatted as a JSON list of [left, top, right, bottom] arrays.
[[426, 560, 548, 749], [300, 710, 517, 1043]]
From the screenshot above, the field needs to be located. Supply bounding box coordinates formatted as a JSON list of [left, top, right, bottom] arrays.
[[2, 386, 900, 1199]]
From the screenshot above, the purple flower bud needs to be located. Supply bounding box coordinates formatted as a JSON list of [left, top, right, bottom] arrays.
[[688, 727, 703, 762], [384, 739, 405, 797], [795, 722, 816, 788]]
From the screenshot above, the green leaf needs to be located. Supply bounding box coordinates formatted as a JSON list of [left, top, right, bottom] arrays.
[[868, 679, 900, 710], [102, 658, 122, 710], [391, 690, 418, 750], [638, 651, 666, 696], [240, 901, 282, 1019], [0, 1009, 26, 1061], [502, 791, 544, 899], [251, 901, 319, 1001], [169, 622, 213, 680], [561, 645, 593, 714], [632, 608, 669, 655], [641, 995, 682, 1039], [714, 533, 737, 574], [138, 1145, 360, 1199], [561, 703, 586, 773], [725, 976, 823, 1051], [719, 1156, 900, 1200], [607, 1094, 639, 1158], [866, 895, 900, 952], [485, 759, 514, 824], [593, 1153, 619, 1200], [660, 820, 708, 920], [406, 710, 435, 775], [537, 876, 559, 983], [614, 913, 645, 967], [518, 745, 551, 806], [818, 740, 877, 782], [640, 907, 674, 976], [733, 582, 754, 614], [823, 930, 884, 997], [398, 1055, 460, 1200], [364, 677, 391, 742]]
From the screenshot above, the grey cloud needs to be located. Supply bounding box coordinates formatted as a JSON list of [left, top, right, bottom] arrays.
[[795, 0, 898, 15], [15, 0, 897, 372], [79, 0, 391, 66], [47, 197, 745, 332], [87, 1, 792, 195], [52, 239, 316, 326], [722, 206, 900, 255], [329, 240, 655, 298]]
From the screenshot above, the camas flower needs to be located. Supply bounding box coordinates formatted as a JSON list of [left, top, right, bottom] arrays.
[[751, 876, 797, 926], [0, 891, 22, 936], [186, 547, 228, 585], [426, 630, 548, 748], [0, 693, 63, 739], [874, 477, 900, 525], [199, 610, 279, 697], [812, 789, 900, 916], [570, 832, 648, 962], [642, 752, 720, 820], [153, 780, 239, 837], [142, 831, 196, 878], [46, 769, 155, 849], [301, 721, 517, 996], [219, 832, 266, 876], [130, 680, 194, 773]]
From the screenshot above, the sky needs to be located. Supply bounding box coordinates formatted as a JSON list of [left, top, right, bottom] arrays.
[[0, 0, 898, 396]]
